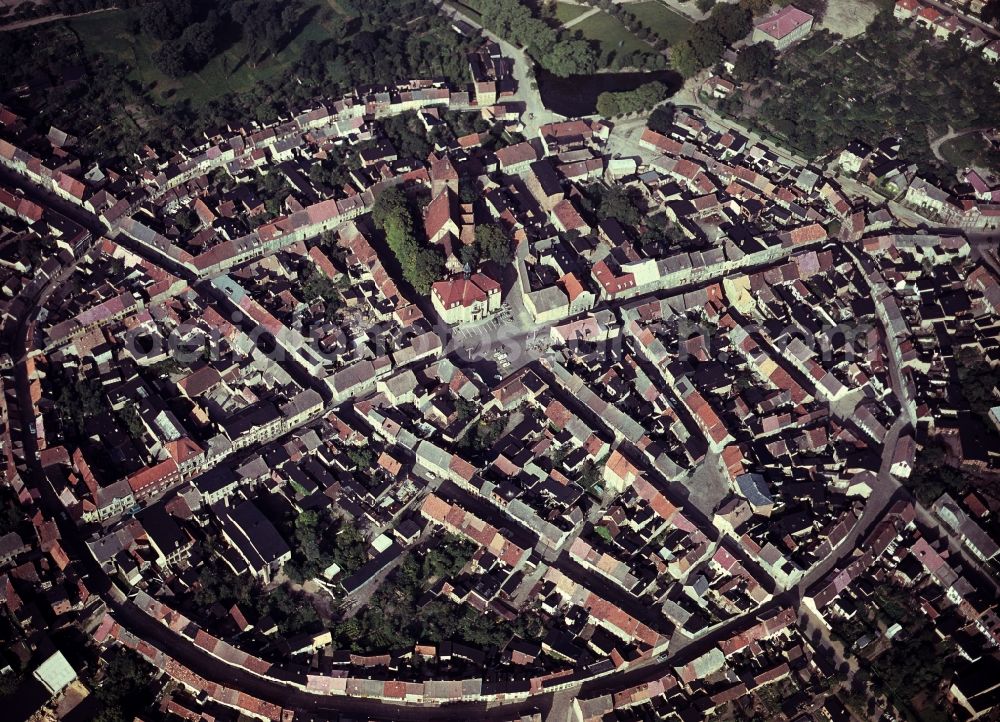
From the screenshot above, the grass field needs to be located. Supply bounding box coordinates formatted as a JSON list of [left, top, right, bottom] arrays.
[[570, 10, 652, 61], [67, 0, 349, 108], [629, 1, 692, 45], [940, 133, 990, 170], [554, 2, 589, 24]]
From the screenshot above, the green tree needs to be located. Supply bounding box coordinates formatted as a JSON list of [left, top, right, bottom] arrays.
[[956, 349, 1000, 417], [542, 39, 598, 77], [154, 44, 188, 78], [585, 183, 642, 226], [372, 187, 412, 233], [56, 376, 106, 435], [139, 0, 194, 40], [671, 39, 704, 78], [459, 242, 480, 268], [116, 403, 145, 442], [689, 22, 726, 65], [178, 15, 220, 72], [346, 445, 374, 470], [411, 249, 446, 295], [475, 223, 512, 265], [336, 616, 363, 643], [733, 41, 778, 82], [739, 0, 772, 15], [300, 267, 342, 319], [580, 460, 603, 491], [596, 92, 622, 118], [372, 187, 444, 294], [647, 104, 676, 134], [93, 648, 155, 722], [596, 81, 667, 117], [709, 2, 752, 44], [332, 523, 367, 575]]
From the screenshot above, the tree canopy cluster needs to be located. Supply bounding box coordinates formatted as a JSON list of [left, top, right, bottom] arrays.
[[0, 488, 26, 539], [372, 187, 445, 295], [580, 183, 643, 228], [872, 622, 954, 722], [285, 510, 367, 582], [140, 0, 217, 77], [476, 0, 598, 77], [460, 414, 508, 456], [461, 223, 513, 268], [596, 81, 668, 118], [345, 444, 374, 472], [140, 0, 303, 78], [956, 350, 1000, 419], [733, 17, 1000, 180], [332, 540, 542, 654], [670, 3, 752, 78], [647, 104, 677, 135], [191, 553, 320, 636], [92, 648, 156, 722], [300, 266, 343, 321], [54, 375, 108, 436], [732, 42, 778, 83], [905, 444, 967, 505]]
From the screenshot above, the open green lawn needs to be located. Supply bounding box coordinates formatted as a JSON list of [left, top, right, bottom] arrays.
[[570, 10, 652, 61], [555, 2, 589, 24], [940, 133, 990, 170], [629, 1, 692, 45], [68, 0, 350, 108]]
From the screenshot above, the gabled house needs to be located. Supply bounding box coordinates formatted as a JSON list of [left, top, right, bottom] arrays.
[[138, 503, 194, 569], [216, 498, 291, 583], [431, 273, 502, 325], [752, 5, 814, 50], [424, 188, 466, 273]]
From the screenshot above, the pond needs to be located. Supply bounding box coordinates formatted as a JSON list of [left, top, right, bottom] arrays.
[[535, 68, 683, 117]]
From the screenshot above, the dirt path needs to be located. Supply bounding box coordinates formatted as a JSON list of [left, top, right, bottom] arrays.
[[0, 6, 113, 31], [562, 5, 599, 29], [929, 125, 990, 164]]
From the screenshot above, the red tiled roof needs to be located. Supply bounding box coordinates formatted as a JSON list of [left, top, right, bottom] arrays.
[[918, 5, 941, 21], [639, 128, 683, 155], [789, 223, 827, 244], [424, 188, 459, 241], [592, 260, 636, 296], [128, 458, 179, 495], [553, 198, 588, 231], [755, 5, 813, 39], [559, 272, 585, 302], [495, 141, 538, 169], [429, 153, 458, 181], [432, 273, 499, 309], [165, 437, 203, 465]]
